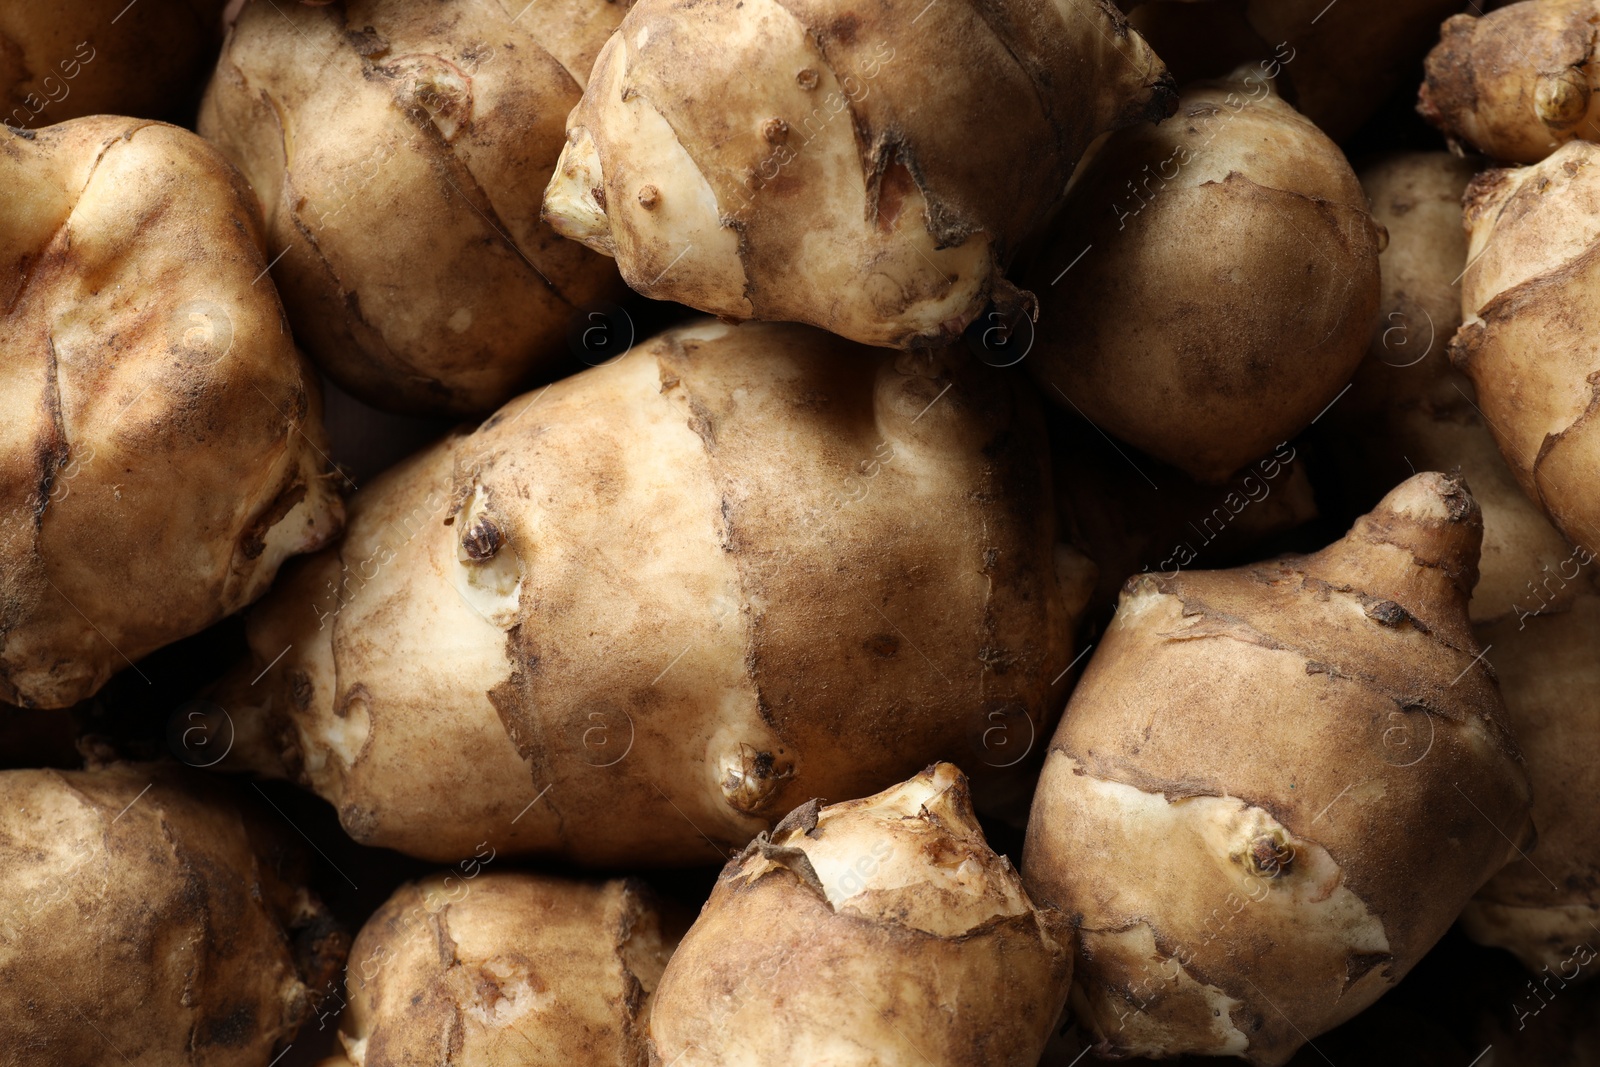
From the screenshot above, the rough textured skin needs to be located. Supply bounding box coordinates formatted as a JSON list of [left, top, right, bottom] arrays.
[[339, 873, 671, 1067], [198, 0, 627, 416], [1129, 0, 1463, 142], [1022, 473, 1534, 1067], [1464, 575, 1600, 977], [0, 762, 347, 1067], [647, 764, 1074, 1067], [1026, 72, 1383, 484], [0, 1, 226, 130], [541, 0, 1174, 349], [1453, 141, 1600, 559], [1420, 0, 1600, 164], [0, 117, 342, 709], [210, 320, 1077, 864], [1331, 153, 1576, 625]]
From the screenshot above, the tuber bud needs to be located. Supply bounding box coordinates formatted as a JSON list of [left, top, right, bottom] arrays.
[[1023, 472, 1533, 1066], [647, 763, 1074, 1066]]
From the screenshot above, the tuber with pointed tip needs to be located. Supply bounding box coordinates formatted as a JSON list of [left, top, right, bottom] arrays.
[[1420, 0, 1600, 164], [647, 763, 1073, 1067], [0, 762, 347, 1065], [1452, 140, 1600, 560], [336, 872, 674, 1066], [1022, 68, 1383, 484], [208, 320, 1082, 865], [0, 116, 342, 709], [540, 0, 1173, 349], [1023, 472, 1533, 1066]]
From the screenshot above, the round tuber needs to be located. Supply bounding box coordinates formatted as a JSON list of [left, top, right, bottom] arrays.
[[541, 0, 1173, 349], [0, 116, 342, 709], [647, 763, 1074, 1067], [199, 0, 628, 415], [1023, 472, 1534, 1065], [1024, 68, 1383, 484]]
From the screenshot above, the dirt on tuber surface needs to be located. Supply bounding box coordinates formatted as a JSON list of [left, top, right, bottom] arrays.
[[198, 0, 628, 416], [647, 763, 1074, 1067], [0, 761, 347, 1067], [207, 320, 1083, 865], [1022, 472, 1534, 1066], [0, 116, 343, 710], [541, 0, 1173, 349]]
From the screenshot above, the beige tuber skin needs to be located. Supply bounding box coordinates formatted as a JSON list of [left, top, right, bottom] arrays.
[[199, 0, 628, 416], [1128, 0, 1464, 142], [0, 762, 347, 1066], [210, 320, 1081, 865], [647, 763, 1074, 1067], [0, 117, 343, 710], [541, 0, 1173, 349], [1023, 472, 1534, 1066], [1420, 0, 1600, 164], [1453, 140, 1600, 561], [1025, 69, 1383, 484], [0, 1, 227, 131], [337, 873, 673, 1066]]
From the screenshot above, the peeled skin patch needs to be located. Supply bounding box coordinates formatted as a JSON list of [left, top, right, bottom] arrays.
[[544, 0, 1173, 348]]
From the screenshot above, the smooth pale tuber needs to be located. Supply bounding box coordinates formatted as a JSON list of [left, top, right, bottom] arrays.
[[647, 763, 1073, 1067], [1024, 69, 1383, 484], [1453, 141, 1600, 560], [0, 117, 342, 709], [1023, 472, 1534, 1066], [1331, 152, 1576, 623], [1420, 0, 1600, 164], [210, 320, 1080, 864], [0, 1, 227, 131], [541, 0, 1173, 349], [199, 0, 627, 415], [0, 762, 346, 1065], [338, 873, 672, 1066], [1128, 0, 1463, 141]]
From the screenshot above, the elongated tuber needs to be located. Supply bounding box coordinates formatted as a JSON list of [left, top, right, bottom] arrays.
[[199, 0, 628, 415], [1023, 472, 1533, 1066], [1420, 0, 1600, 164], [338, 872, 672, 1066], [541, 0, 1173, 348], [210, 320, 1080, 864], [0, 117, 342, 709], [648, 763, 1073, 1066], [0, 762, 346, 1065], [1024, 68, 1383, 484], [1453, 141, 1600, 559]]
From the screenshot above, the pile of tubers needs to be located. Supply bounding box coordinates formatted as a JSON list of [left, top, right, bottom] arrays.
[[0, 0, 1595, 1064]]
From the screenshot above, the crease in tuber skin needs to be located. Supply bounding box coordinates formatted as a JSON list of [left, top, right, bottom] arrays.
[[1452, 140, 1600, 561], [207, 320, 1080, 865], [1023, 472, 1534, 1067], [1023, 67, 1384, 485], [197, 0, 629, 416], [541, 0, 1175, 349], [0, 762, 348, 1066], [646, 763, 1075, 1067], [338, 872, 674, 1067], [1419, 0, 1600, 164], [0, 116, 344, 710]]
